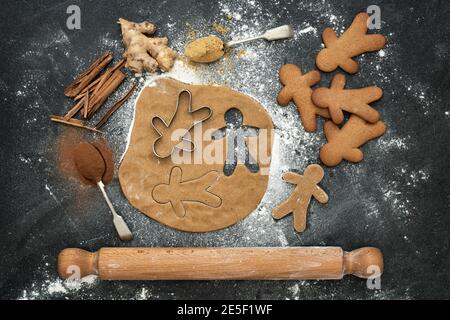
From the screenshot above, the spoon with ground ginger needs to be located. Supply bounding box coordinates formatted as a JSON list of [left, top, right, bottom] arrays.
[[73, 142, 133, 242], [184, 25, 293, 63]]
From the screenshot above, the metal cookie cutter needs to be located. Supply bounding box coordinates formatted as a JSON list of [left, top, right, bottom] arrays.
[[151, 89, 212, 158]]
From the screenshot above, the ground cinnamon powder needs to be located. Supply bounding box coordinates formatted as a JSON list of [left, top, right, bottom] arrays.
[[74, 143, 106, 185], [56, 128, 114, 186]]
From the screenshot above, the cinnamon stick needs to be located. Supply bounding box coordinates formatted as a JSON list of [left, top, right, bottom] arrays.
[[55, 55, 127, 132], [73, 59, 125, 102], [110, 58, 126, 73], [92, 70, 111, 97], [74, 77, 103, 101], [95, 81, 137, 129], [87, 68, 126, 118], [50, 115, 100, 133], [83, 91, 89, 119], [93, 59, 126, 97], [64, 52, 113, 98], [63, 99, 85, 120]]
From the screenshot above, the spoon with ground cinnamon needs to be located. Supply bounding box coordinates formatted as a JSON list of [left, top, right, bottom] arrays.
[[73, 142, 133, 242]]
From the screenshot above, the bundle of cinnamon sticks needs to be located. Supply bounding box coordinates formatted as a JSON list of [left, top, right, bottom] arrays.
[[51, 52, 136, 132]]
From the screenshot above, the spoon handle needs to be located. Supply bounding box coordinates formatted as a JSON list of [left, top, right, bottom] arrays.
[[225, 25, 293, 48], [226, 35, 264, 48], [97, 181, 133, 242]]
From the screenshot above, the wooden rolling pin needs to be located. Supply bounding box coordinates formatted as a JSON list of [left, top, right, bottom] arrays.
[[58, 247, 383, 280]]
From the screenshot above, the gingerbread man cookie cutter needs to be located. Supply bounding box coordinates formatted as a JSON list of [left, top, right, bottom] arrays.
[[151, 89, 212, 158]]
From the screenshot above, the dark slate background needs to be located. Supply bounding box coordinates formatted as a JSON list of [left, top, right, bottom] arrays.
[[0, 0, 449, 300]]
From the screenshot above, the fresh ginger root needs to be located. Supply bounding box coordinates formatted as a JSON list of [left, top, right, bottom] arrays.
[[118, 18, 177, 74]]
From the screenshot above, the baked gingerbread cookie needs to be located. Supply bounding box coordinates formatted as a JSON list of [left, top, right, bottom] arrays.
[[277, 64, 330, 132], [320, 115, 386, 167], [273, 164, 328, 232], [312, 73, 383, 124], [316, 12, 385, 74]]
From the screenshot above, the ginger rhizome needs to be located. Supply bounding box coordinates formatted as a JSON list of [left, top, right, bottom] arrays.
[[118, 18, 177, 74]]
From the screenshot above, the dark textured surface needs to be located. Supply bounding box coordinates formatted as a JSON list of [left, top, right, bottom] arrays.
[[0, 0, 449, 300]]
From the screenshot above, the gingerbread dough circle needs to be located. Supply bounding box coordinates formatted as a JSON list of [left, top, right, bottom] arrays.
[[119, 78, 273, 232]]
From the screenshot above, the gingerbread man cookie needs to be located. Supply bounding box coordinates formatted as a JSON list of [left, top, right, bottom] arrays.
[[316, 12, 386, 74], [312, 73, 383, 124], [273, 164, 328, 232], [320, 115, 386, 167], [277, 64, 330, 132]]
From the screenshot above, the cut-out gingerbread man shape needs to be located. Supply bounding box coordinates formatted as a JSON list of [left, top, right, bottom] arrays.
[[277, 64, 330, 132], [320, 115, 386, 167], [312, 73, 383, 125], [212, 108, 259, 176], [152, 89, 212, 158], [316, 12, 386, 74], [152, 167, 222, 218], [273, 164, 328, 232]]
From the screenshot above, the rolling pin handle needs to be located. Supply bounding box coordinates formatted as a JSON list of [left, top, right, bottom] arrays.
[[58, 248, 98, 279], [343, 247, 384, 279]]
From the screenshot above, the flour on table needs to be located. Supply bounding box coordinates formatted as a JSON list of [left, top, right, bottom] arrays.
[[19, 155, 32, 164], [297, 25, 317, 36], [407, 169, 430, 187], [18, 259, 99, 300], [134, 287, 152, 300], [376, 136, 409, 151]]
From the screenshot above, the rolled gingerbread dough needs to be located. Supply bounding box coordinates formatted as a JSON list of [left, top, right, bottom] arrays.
[[119, 78, 273, 232]]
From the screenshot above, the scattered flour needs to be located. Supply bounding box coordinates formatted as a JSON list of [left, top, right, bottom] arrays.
[[288, 283, 300, 299], [45, 183, 61, 205], [376, 136, 409, 151], [407, 169, 430, 187], [19, 155, 31, 164], [18, 259, 99, 300], [298, 25, 317, 35], [47, 279, 67, 295], [378, 164, 430, 222], [277, 229, 289, 246], [134, 287, 151, 300]]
